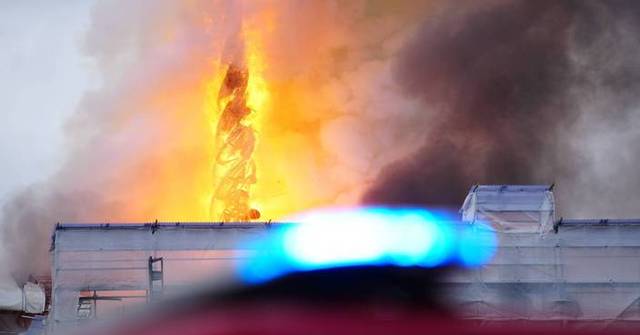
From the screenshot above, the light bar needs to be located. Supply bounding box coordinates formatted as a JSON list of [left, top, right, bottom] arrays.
[[237, 207, 496, 284]]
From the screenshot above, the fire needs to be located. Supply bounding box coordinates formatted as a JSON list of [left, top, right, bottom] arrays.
[[209, 64, 256, 221], [202, 5, 366, 222], [10, 1, 441, 229], [102, 2, 380, 223], [207, 19, 269, 222]]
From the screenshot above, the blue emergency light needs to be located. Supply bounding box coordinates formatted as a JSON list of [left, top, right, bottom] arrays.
[[237, 207, 496, 284]]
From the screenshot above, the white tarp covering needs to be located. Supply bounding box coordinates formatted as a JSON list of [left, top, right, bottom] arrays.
[[0, 273, 22, 311], [49, 192, 640, 331], [460, 185, 555, 233], [445, 222, 640, 322], [0, 272, 45, 313], [453, 185, 640, 327], [23, 282, 46, 314], [49, 223, 272, 333]]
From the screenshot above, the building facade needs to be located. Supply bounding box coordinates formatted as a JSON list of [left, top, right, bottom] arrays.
[[48, 185, 640, 332]]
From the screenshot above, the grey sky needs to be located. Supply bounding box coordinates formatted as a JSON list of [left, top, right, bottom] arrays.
[[0, 1, 96, 205]]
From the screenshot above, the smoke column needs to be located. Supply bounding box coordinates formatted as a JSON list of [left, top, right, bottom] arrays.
[[3, 0, 640, 280], [363, 0, 640, 218]]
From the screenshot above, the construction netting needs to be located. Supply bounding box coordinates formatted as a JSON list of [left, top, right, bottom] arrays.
[[445, 221, 640, 323], [456, 185, 640, 325], [49, 185, 640, 332], [49, 223, 272, 333], [460, 185, 555, 233], [0, 272, 45, 314]]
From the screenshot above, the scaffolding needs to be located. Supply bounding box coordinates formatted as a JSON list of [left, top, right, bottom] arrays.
[[460, 185, 555, 233], [48, 185, 640, 331], [451, 185, 640, 328], [49, 222, 274, 333]]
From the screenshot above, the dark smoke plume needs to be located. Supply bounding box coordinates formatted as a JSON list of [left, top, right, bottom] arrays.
[[363, 0, 640, 218]]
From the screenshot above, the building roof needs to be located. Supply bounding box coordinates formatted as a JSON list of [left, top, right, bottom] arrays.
[[54, 222, 280, 230], [460, 184, 555, 213], [50, 222, 284, 252]]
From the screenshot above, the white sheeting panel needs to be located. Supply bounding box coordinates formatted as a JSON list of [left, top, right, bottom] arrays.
[[0, 276, 45, 313], [50, 220, 640, 330], [445, 223, 640, 321], [50, 224, 270, 332], [54, 225, 270, 251], [0, 274, 22, 312], [23, 282, 46, 314], [460, 185, 555, 232]]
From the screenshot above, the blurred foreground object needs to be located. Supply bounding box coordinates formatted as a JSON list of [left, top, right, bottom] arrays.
[[238, 207, 496, 284]]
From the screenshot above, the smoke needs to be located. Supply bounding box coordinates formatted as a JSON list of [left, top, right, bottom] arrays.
[[4, 0, 640, 279], [0, 0, 435, 279], [363, 0, 640, 218]]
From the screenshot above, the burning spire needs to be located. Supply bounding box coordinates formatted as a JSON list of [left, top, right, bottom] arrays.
[[210, 63, 261, 222]]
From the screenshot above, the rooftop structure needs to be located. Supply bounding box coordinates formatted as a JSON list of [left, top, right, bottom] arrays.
[[460, 185, 555, 233], [451, 185, 640, 327]]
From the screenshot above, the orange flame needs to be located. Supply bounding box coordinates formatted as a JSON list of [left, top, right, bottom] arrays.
[[87, 2, 416, 223], [206, 16, 270, 222]]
